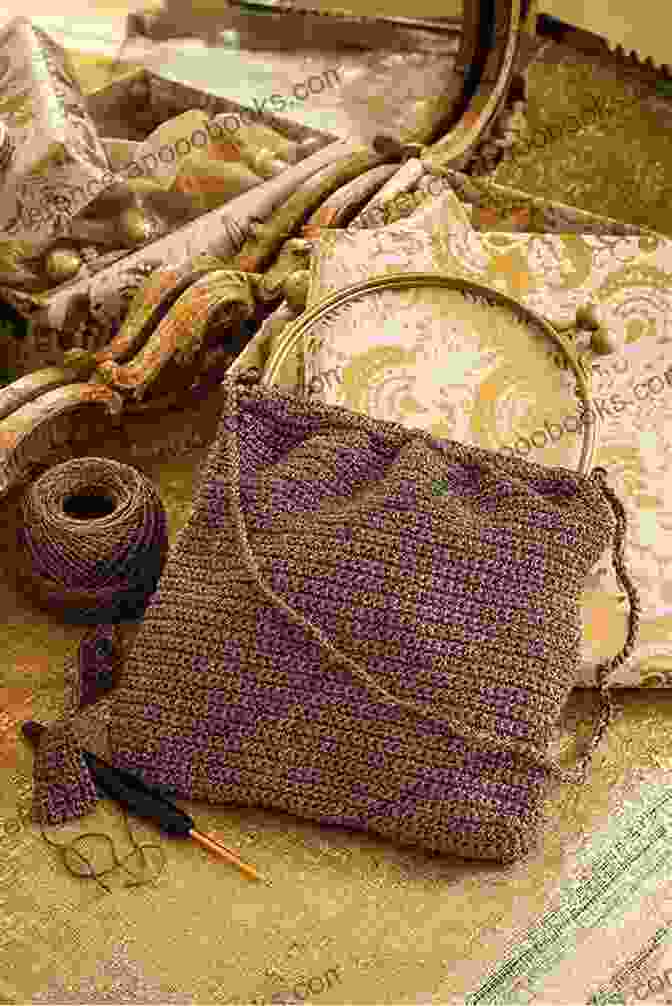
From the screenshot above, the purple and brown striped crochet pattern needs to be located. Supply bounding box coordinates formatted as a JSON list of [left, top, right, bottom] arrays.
[[32, 376, 625, 863]]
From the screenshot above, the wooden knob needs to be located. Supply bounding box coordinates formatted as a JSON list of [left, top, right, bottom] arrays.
[[118, 207, 156, 246], [249, 148, 287, 179], [590, 326, 618, 356], [283, 270, 310, 312], [44, 247, 83, 284]]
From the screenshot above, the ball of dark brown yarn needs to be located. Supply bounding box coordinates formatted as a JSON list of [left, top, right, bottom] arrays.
[[16, 457, 168, 624]]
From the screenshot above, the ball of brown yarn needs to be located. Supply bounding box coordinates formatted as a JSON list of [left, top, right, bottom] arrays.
[[16, 457, 168, 625]]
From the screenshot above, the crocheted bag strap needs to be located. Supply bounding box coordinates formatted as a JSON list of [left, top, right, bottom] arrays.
[[226, 373, 640, 787]]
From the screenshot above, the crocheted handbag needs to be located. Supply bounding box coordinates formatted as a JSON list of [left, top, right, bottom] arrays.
[[31, 276, 640, 865]]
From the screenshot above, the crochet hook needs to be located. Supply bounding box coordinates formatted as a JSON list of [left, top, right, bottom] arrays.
[[21, 720, 269, 885]]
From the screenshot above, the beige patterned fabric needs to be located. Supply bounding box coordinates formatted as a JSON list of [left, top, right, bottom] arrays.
[[288, 204, 672, 688], [0, 18, 113, 245]]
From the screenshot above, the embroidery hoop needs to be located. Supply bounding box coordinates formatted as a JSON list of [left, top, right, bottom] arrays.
[[262, 272, 600, 476]]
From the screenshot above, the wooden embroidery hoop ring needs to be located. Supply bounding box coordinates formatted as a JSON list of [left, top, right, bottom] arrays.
[[262, 272, 599, 476]]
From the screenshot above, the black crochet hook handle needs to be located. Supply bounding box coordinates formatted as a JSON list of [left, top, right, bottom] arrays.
[[21, 720, 194, 836], [22, 721, 267, 881]]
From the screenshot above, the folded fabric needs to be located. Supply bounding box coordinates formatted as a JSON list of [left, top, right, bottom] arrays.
[[0, 18, 112, 244], [171, 155, 264, 212]]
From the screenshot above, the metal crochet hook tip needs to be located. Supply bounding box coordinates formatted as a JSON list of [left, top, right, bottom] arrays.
[[21, 720, 271, 884]]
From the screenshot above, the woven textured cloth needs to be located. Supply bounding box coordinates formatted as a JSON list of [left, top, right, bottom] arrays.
[[31, 376, 637, 863]]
